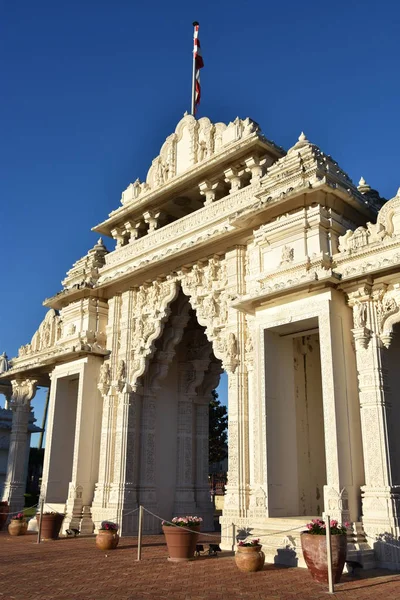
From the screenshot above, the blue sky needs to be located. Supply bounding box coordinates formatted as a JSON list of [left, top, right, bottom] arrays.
[[1, 0, 399, 444]]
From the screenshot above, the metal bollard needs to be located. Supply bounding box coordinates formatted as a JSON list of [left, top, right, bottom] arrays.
[[323, 513, 334, 594], [137, 506, 144, 561], [37, 498, 44, 544]]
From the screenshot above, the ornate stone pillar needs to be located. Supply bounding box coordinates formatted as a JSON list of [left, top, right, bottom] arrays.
[[110, 388, 141, 535], [174, 359, 208, 516], [349, 285, 400, 562], [194, 400, 211, 517], [61, 356, 104, 534], [139, 392, 159, 532], [2, 378, 37, 514], [246, 320, 268, 518], [220, 247, 250, 548], [90, 363, 116, 529]]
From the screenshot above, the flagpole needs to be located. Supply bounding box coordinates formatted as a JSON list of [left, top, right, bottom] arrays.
[[191, 21, 198, 116]]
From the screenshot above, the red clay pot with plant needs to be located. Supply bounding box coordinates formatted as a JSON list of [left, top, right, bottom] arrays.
[[235, 539, 265, 572], [162, 516, 202, 562], [96, 521, 119, 551], [8, 512, 28, 536], [36, 512, 65, 540], [301, 518, 348, 583]]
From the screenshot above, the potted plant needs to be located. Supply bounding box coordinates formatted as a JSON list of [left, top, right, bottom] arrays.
[[96, 521, 119, 551], [0, 501, 9, 530], [8, 512, 28, 536], [36, 511, 65, 540], [301, 518, 349, 583], [235, 538, 265, 572], [162, 516, 202, 562]]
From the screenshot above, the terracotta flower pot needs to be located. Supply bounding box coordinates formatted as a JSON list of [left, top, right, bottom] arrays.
[[301, 533, 347, 583], [8, 519, 28, 536], [162, 525, 200, 562], [235, 545, 265, 572], [96, 530, 119, 551], [36, 513, 65, 540], [0, 502, 9, 531]]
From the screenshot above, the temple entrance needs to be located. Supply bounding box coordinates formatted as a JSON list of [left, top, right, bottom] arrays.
[[265, 320, 327, 517], [135, 291, 223, 533]]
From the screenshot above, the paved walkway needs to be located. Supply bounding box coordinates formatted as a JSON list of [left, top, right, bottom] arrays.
[[0, 532, 399, 599]]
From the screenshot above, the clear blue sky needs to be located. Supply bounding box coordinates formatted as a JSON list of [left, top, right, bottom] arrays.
[[1, 1, 399, 444]]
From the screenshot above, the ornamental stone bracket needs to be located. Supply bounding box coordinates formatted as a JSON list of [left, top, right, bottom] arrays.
[[347, 284, 400, 350]]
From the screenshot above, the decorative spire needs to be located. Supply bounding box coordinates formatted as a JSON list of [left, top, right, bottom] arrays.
[[288, 131, 311, 153], [357, 177, 371, 194], [0, 352, 9, 374], [397, 187, 400, 198], [94, 237, 106, 250]]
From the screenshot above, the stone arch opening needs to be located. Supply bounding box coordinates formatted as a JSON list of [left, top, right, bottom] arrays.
[[125, 289, 225, 534]]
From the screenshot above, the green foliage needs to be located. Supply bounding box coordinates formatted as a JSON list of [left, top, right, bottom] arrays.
[[209, 390, 228, 464]]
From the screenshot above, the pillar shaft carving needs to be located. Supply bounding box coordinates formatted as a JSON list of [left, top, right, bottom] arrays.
[[221, 247, 250, 530], [111, 390, 141, 533], [246, 320, 267, 518], [349, 285, 400, 551], [174, 359, 209, 516], [2, 378, 37, 513]]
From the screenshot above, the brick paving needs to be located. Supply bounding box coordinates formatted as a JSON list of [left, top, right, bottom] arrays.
[[0, 531, 400, 600]]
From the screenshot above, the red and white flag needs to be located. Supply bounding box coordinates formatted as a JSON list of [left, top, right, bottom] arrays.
[[193, 22, 204, 112]]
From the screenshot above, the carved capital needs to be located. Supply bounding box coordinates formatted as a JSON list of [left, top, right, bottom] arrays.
[[124, 220, 143, 243], [352, 327, 372, 350], [143, 209, 165, 232], [10, 378, 38, 407], [244, 155, 266, 183], [111, 227, 126, 248], [199, 180, 219, 206], [224, 167, 243, 194]]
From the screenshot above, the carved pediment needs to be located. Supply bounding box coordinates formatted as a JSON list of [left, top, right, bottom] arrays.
[[120, 115, 260, 206], [18, 309, 62, 357]]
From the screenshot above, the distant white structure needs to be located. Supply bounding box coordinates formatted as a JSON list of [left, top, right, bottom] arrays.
[[2, 115, 400, 568]]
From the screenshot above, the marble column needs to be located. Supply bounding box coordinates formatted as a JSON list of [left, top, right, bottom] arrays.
[[2, 378, 37, 514], [219, 246, 250, 549], [110, 388, 141, 535], [247, 322, 268, 519], [91, 373, 116, 527], [63, 356, 104, 533], [350, 288, 400, 565], [173, 359, 208, 516], [139, 392, 159, 532]]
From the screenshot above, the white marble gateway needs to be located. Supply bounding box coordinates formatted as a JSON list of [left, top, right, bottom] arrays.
[[2, 115, 400, 568]]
